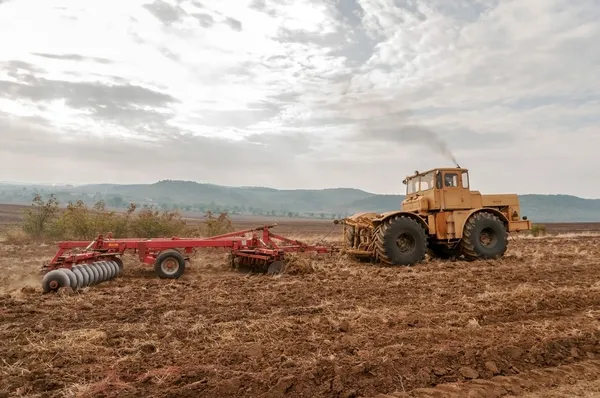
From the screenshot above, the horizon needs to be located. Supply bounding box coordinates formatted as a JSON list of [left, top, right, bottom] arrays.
[[1, 178, 598, 200]]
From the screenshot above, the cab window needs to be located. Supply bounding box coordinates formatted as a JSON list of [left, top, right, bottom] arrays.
[[444, 173, 458, 187], [462, 171, 469, 188]]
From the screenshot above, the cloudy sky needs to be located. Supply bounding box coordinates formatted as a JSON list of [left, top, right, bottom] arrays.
[[0, 0, 598, 197]]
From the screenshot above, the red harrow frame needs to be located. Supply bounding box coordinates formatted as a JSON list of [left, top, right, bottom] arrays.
[[41, 224, 332, 293]]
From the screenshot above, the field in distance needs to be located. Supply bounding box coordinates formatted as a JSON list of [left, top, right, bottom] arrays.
[[2, 203, 600, 397], [2, 202, 600, 235]]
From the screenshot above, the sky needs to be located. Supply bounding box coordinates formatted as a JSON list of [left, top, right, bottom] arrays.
[[0, 0, 598, 197]]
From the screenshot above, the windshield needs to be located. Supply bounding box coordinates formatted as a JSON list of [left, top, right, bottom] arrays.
[[406, 171, 435, 194]]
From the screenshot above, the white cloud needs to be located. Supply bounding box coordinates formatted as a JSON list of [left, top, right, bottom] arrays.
[[0, 0, 598, 197]]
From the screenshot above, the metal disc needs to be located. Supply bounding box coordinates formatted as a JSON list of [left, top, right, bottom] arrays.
[[41, 269, 71, 293], [267, 260, 285, 275], [72, 267, 85, 289], [60, 268, 79, 290], [83, 264, 97, 285]]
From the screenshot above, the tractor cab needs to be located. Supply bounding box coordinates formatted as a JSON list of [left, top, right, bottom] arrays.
[[402, 167, 472, 212]]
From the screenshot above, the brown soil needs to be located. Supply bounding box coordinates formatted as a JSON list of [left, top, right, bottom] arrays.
[[1, 206, 600, 397]]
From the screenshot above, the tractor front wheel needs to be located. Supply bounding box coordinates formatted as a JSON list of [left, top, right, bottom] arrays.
[[375, 215, 428, 266], [461, 212, 508, 260]]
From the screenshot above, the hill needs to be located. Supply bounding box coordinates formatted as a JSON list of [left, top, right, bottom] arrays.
[[0, 180, 598, 222]]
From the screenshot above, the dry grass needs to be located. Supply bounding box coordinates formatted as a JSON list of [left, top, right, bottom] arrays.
[[0, 226, 33, 244]]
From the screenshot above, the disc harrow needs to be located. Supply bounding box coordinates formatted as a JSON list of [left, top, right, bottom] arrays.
[[41, 260, 123, 293], [41, 224, 331, 293]]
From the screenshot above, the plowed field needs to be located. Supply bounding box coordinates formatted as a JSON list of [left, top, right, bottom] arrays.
[[2, 209, 600, 397]]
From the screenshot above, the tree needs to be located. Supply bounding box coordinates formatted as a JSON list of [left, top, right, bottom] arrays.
[[107, 196, 125, 208], [22, 194, 60, 238]]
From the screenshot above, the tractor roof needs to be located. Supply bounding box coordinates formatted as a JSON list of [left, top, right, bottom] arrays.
[[402, 167, 468, 184]]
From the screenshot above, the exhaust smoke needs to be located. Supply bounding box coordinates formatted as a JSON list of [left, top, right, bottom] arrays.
[[396, 125, 460, 168], [336, 87, 461, 167]]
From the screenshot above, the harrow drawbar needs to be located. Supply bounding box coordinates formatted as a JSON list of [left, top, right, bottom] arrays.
[[40, 224, 331, 293]]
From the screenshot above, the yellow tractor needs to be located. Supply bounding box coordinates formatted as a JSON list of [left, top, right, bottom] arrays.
[[338, 167, 532, 265]]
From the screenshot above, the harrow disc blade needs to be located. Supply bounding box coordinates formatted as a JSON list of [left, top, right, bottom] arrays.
[[109, 261, 118, 278], [86, 263, 100, 285], [108, 261, 117, 279], [113, 258, 124, 274], [99, 261, 111, 280], [72, 267, 85, 289], [74, 265, 90, 287], [102, 261, 113, 279], [267, 260, 285, 275], [94, 262, 106, 282], [110, 260, 121, 276], [61, 268, 79, 290], [103, 261, 113, 280], [41, 269, 71, 293], [100, 261, 112, 281], [108, 261, 119, 277]]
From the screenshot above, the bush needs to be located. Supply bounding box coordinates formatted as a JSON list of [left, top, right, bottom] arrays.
[[16, 196, 234, 241], [129, 206, 187, 238], [531, 224, 547, 237], [202, 211, 234, 236], [53, 200, 132, 240]]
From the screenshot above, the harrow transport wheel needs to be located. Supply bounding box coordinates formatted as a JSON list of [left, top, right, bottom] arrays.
[[461, 212, 508, 261], [41, 270, 71, 293], [267, 260, 285, 275], [375, 215, 427, 266], [154, 249, 186, 279]]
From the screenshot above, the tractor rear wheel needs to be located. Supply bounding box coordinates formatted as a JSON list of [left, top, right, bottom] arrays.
[[461, 212, 508, 260], [375, 215, 427, 266]]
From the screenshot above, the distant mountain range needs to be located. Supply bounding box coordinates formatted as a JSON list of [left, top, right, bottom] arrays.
[[0, 180, 598, 222]]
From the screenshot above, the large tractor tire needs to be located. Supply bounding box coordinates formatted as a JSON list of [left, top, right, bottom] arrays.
[[375, 215, 428, 266], [461, 212, 508, 261]]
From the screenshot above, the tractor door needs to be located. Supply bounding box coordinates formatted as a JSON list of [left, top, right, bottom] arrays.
[[437, 170, 470, 210]]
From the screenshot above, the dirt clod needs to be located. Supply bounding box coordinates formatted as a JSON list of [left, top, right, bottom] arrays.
[[271, 375, 296, 394], [20, 286, 36, 294], [460, 366, 480, 379], [433, 367, 448, 376], [339, 320, 350, 332], [485, 361, 500, 375], [57, 286, 74, 296]]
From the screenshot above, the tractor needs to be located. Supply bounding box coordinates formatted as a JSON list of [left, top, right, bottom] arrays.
[[338, 167, 532, 265]]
